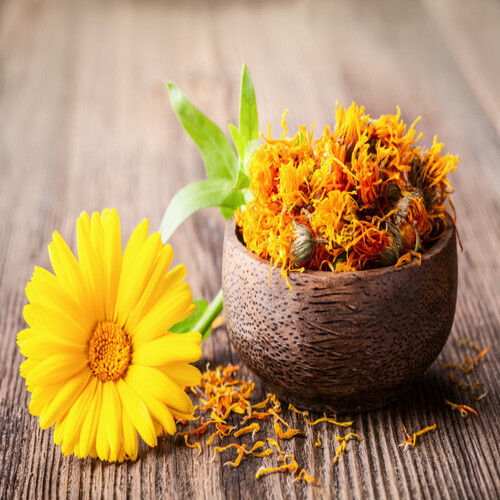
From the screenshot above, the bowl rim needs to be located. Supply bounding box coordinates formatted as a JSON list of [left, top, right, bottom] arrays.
[[227, 220, 456, 279]]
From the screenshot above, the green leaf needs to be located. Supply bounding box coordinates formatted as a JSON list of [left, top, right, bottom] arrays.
[[167, 82, 238, 181], [220, 188, 246, 219], [243, 139, 260, 170], [219, 206, 235, 219], [170, 298, 210, 334], [239, 65, 259, 143], [232, 166, 251, 191], [160, 178, 245, 242], [228, 123, 246, 158]]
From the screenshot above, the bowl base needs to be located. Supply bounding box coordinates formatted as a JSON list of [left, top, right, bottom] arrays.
[[266, 381, 412, 415]]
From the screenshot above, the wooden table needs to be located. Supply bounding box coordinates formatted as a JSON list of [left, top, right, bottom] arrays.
[[0, 0, 498, 498]]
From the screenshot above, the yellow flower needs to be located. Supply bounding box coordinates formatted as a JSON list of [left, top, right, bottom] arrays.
[[17, 209, 202, 462]]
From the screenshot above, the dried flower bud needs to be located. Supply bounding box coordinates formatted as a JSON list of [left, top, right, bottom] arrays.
[[388, 222, 405, 256], [393, 192, 422, 227], [291, 222, 327, 266], [379, 247, 398, 266], [379, 222, 404, 266], [291, 222, 316, 266]]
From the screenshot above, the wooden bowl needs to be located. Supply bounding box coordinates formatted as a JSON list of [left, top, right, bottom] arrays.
[[222, 221, 457, 413]]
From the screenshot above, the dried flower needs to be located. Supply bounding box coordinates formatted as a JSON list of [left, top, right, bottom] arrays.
[[291, 222, 321, 266], [236, 103, 459, 276], [399, 424, 436, 449], [444, 399, 478, 418], [176, 364, 366, 486]]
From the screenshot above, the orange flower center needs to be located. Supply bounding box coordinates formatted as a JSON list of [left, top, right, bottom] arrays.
[[88, 321, 132, 382]]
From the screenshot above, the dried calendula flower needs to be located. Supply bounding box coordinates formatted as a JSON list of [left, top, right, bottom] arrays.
[[236, 103, 459, 277], [291, 221, 327, 266], [234, 423, 260, 438], [305, 414, 353, 427], [314, 434, 322, 447], [399, 424, 436, 449], [334, 433, 363, 462], [440, 341, 493, 375], [184, 435, 202, 454], [456, 338, 481, 352], [445, 399, 478, 418], [295, 469, 316, 484], [288, 403, 309, 416], [471, 381, 487, 401], [177, 365, 327, 486], [379, 222, 405, 265], [273, 421, 304, 440]]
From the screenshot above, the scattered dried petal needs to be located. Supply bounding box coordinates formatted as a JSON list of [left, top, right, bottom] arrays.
[[305, 414, 353, 427], [456, 338, 481, 352], [184, 435, 202, 454], [398, 424, 436, 449], [234, 423, 260, 438], [274, 421, 304, 440], [445, 399, 478, 418], [471, 382, 487, 401], [314, 434, 322, 447], [295, 469, 316, 484], [288, 403, 309, 416]]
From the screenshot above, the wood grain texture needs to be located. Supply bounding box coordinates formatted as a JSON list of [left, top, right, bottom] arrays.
[[421, 0, 500, 137], [0, 0, 498, 498]]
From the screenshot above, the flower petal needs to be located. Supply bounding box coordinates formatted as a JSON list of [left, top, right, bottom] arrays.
[[113, 219, 149, 323], [53, 418, 66, 446], [102, 209, 122, 318], [139, 392, 176, 435], [39, 370, 91, 429], [124, 245, 173, 332], [125, 364, 193, 415], [28, 383, 62, 416], [132, 332, 202, 366], [131, 283, 194, 347], [162, 363, 202, 387], [20, 358, 37, 379], [26, 353, 88, 387], [121, 410, 138, 461], [97, 382, 122, 461], [26, 268, 92, 331], [90, 212, 105, 256], [77, 212, 106, 321], [115, 233, 162, 327], [138, 261, 185, 322], [116, 379, 156, 447], [48, 232, 89, 310], [23, 304, 88, 345], [19, 335, 85, 359], [61, 377, 98, 455], [78, 381, 103, 458]]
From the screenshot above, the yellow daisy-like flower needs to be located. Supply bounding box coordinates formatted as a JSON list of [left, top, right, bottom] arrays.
[[17, 209, 202, 462]]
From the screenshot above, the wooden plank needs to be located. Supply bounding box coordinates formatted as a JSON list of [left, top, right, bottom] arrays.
[[420, 0, 500, 137], [0, 0, 498, 498]]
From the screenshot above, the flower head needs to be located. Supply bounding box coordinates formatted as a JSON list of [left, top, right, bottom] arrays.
[[18, 209, 202, 462]]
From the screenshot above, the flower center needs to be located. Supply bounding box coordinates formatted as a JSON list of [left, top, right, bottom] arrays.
[[88, 321, 132, 382]]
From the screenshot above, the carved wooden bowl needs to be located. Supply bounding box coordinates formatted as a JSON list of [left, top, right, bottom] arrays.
[[222, 221, 457, 413]]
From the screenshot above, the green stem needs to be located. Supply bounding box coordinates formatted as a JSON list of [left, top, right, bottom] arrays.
[[193, 289, 224, 339]]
